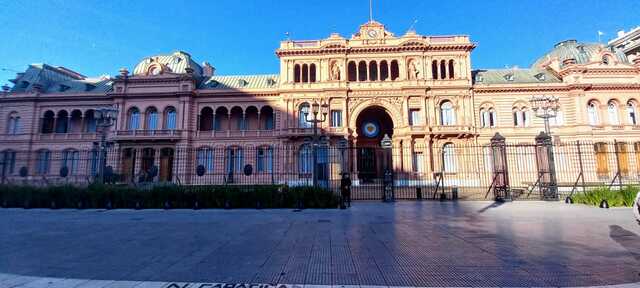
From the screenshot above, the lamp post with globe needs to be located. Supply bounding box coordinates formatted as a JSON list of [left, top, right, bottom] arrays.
[[94, 107, 118, 184], [304, 102, 329, 187]]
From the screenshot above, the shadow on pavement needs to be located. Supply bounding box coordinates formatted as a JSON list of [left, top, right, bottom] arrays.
[[609, 225, 640, 262], [477, 201, 505, 213]]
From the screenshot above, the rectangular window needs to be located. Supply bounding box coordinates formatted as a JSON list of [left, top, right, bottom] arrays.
[[36, 150, 51, 175], [1, 151, 16, 174], [409, 109, 422, 126], [594, 143, 609, 177], [197, 149, 214, 173], [413, 152, 424, 173], [330, 110, 342, 127], [257, 147, 273, 173]]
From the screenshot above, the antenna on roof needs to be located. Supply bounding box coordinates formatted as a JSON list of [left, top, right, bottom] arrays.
[[407, 19, 418, 33], [369, 0, 373, 22]]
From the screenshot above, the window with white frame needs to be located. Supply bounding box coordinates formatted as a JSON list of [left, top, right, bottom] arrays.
[[607, 101, 619, 125], [165, 107, 177, 130], [440, 101, 455, 125], [1, 150, 16, 174], [128, 108, 140, 130], [330, 110, 342, 127], [36, 149, 51, 175], [587, 101, 599, 125], [196, 147, 214, 173], [442, 143, 456, 172], [409, 109, 422, 126], [627, 101, 638, 125], [480, 108, 496, 128], [226, 147, 243, 173], [146, 107, 158, 130], [298, 103, 311, 128], [62, 150, 80, 175], [298, 144, 312, 174], [513, 108, 529, 127], [7, 112, 20, 135], [413, 152, 424, 173], [257, 146, 273, 172]]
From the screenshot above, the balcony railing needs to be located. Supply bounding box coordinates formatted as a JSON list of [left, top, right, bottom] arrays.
[[114, 129, 184, 140], [195, 129, 276, 138], [37, 133, 100, 141], [431, 125, 475, 134]]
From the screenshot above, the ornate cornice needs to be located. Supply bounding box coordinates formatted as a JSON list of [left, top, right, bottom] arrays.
[[276, 43, 475, 57], [472, 85, 569, 94]]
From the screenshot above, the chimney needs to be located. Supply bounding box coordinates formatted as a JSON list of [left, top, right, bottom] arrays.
[[119, 68, 129, 78], [202, 62, 215, 77]]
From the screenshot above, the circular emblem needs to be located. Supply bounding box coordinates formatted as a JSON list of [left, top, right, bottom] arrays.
[[367, 29, 378, 38], [362, 122, 379, 138]]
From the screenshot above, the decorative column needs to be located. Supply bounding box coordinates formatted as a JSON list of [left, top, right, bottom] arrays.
[[490, 133, 510, 201]]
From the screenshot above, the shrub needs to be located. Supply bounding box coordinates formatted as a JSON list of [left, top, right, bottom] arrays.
[[572, 185, 638, 207], [0, 184, 339, 209]]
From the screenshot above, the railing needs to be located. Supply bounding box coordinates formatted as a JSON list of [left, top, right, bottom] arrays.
[[431, 125, 474, 134], [195, 129, 276, 138], [114, 129, 184, 138], [37, 133, 99, 141]]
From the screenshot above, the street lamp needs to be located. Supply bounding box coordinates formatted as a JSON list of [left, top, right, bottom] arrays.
[[530, 95, 560, 135], [305, 101, 329, 187], [94, 107, 118, 184]]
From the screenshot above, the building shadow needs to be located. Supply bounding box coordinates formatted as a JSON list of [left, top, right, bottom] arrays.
[[609, 225, 640, 262]]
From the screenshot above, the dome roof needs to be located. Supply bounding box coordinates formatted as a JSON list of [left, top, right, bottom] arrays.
[[531, 40, 628, 68], [133, 51, 202, 76]]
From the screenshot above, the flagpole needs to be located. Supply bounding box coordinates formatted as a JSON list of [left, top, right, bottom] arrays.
[[369, 0, 373, 22]]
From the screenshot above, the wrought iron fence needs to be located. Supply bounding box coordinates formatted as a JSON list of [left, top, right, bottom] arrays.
[[1, 138, 639, 201]]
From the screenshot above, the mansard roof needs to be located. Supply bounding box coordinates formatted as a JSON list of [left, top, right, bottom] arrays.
[[472, 68, 561, 85], [9, 64, 112, 94], [132, 51, 203, 76], [199, 74, 279, 90], [531, 40, 628, 69]]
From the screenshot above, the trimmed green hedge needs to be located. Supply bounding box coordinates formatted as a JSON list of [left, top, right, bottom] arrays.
[[572, 185, 638, 207], [0, 184, 339, 209]]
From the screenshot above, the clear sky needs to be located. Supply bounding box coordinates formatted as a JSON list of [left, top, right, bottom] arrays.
[[0, 0, 638, 83]]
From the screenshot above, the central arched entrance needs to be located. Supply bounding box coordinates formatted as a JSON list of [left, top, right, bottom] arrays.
[[355, 105, 394, 182]]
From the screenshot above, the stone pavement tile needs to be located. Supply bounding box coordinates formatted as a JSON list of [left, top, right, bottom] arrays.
[[73, 280, 116, 288], [0, 275, 40, 288], [103, 281, 143, 288], [18, 277, 88, 288]]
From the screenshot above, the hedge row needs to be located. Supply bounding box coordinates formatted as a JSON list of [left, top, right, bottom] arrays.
[[571, 185, 638, 207], [0, 184, 340, 209]]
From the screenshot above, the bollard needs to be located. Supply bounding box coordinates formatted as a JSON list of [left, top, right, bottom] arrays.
[[452, 187, 459, 201], [416, 188, 423, 200]]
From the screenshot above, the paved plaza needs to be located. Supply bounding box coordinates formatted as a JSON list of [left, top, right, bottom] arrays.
[[0, 201, 639, 287]]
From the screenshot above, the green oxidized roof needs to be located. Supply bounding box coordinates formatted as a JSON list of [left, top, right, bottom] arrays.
[[531, 40, 628, 68], [9, 64, 112, 93], [199, 74, 279, 90], [133, 51, 202, 76], [472, 68, 560, 85]]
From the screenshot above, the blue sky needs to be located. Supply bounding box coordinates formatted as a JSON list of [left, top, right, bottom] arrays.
[[0, 0, 638, 83]]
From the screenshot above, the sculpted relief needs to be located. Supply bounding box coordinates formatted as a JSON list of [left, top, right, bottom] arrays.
[[330, 60, 341, 81], [407, 59, 420, 80]]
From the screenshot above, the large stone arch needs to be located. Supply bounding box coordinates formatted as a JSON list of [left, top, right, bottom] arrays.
[[348, 98, 403, 133]]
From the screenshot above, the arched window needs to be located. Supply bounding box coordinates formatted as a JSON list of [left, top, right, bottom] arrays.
[[298, 103, 311, 128], [480, 108, 496, 128], [41, 110, 55, 133], [36, 149, 51, 175], [298, 144, 312, 175], [602, 55, 611, 65], [607, 101, 619, 125], [294, 64, 301, 83], [260, 106, 274, 130], [627, 101, 638, 125], [1, 150, 16, 174], [442, 143, 456, 172], [230, 107, 244, 130], [309, 64, 316, 83], [7, 112, 20, 135], [489, 109, 496, 127], [379, 60, 389, 81], [347, 61, 357, 81], [257, 146, 273, 172], [164, 107, 177, 130], [128, 107, 140, 130], [85, 110, 97, 133], [513, 108, 529, 127], [145, 107, 158, 130], [448, 60, 455, 79], [431, 60, 438, 79], [390, 60, 399, 80], [62, 149, 80, 175], [196, 147, 214, 173], [587, 101, 599, 125], [440, 60, 447, 79], [440, 101, 455, 126], [199, 107, 213, 131], [55, 110, 69, 133], [226, 146, 243, 173], [369, 61, 378, 81], [302, 64, 309, 83], [358, 61, 367, 81]]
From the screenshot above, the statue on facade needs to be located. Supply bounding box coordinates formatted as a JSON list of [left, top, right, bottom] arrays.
[[408, 60, 419, 80], [330, 61, 341, 81]]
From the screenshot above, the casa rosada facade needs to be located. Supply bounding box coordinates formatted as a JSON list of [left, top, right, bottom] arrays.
[[2, 21, 640, 185]]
